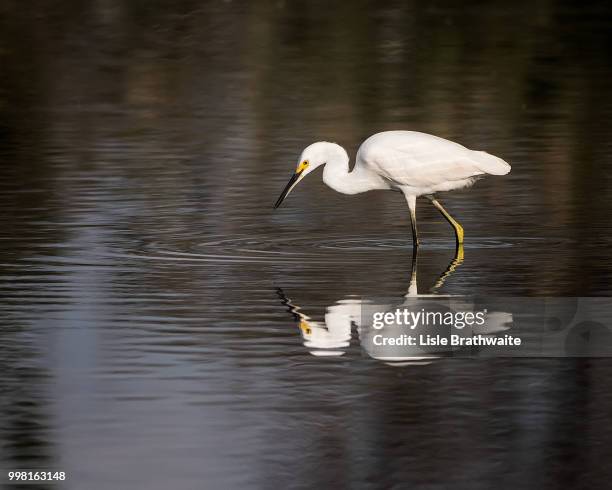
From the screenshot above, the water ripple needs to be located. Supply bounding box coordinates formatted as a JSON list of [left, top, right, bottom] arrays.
[[121, 234, 529, 265]]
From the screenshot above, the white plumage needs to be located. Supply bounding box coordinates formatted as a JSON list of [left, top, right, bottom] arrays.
[[358, 131, 510, 194], [274, 130, 510, 247]]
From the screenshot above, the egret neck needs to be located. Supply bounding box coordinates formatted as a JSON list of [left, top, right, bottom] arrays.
[[321, 143, 388, 195]]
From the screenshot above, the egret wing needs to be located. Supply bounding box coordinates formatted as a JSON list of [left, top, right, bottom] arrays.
[[362, 133, 485, 187], [358, 131, 508, 187]]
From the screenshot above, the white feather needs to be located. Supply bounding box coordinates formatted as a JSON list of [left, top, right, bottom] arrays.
[[356, 131, 510, 195]]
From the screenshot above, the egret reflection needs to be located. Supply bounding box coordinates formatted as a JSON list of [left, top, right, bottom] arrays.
[[278, 245, 513, 365]]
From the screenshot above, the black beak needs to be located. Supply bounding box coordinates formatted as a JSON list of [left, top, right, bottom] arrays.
[[273, 171, 301, 209]]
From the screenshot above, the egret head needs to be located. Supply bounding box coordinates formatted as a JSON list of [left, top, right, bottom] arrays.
[[273, 142, 338, 209]]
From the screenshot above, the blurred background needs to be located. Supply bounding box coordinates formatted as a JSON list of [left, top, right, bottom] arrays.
[[1, 1, 612, 489]]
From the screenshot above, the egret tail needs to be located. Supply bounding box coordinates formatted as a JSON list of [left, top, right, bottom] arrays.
[[471, 151, 511, 175]]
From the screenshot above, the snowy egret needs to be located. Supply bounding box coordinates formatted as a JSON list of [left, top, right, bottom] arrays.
[[274, 131, 510, 247]]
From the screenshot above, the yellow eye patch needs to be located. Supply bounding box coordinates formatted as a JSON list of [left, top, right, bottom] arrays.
[[299, 320, 312, 335], [296, 160, 309, 173]]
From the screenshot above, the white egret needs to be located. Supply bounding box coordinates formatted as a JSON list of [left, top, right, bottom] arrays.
[[274, 131, 510, 247]]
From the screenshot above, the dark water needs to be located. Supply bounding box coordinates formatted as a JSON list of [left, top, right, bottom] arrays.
[[2, 1, 612, 489]]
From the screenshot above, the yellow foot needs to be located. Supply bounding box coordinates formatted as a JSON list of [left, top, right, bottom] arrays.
[[455, 224, 464, 245], [455, 243, 464, 262]]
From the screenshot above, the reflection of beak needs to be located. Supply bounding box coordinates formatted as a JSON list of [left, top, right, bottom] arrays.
[[273, 169, 303, 209]]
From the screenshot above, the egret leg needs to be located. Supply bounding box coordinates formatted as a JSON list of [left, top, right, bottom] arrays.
[[405, 194, 419, 249], [407, 246, 418, 296], [427, 196, 464, 245]]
